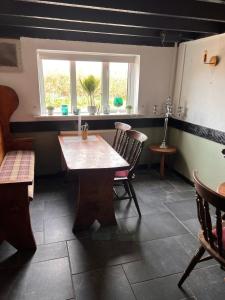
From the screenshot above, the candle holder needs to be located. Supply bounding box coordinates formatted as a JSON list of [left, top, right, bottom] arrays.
[[153, 97, 183, 149]]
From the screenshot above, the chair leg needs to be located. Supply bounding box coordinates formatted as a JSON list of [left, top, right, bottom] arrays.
[[178, 246, 205, 288], [113, 186, 121, 200], [124, 180, 132, 201], [128, 180, 141, 217]]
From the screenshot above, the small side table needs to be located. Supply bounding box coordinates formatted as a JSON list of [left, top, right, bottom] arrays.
[[149, 145, 177, 179]]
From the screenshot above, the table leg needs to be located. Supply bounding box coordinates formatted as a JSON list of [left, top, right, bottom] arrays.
[[160, 153, 165, 179], [73, 170, 117, 232]]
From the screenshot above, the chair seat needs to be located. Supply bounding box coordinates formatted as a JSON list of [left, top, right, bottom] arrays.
[[114, 169, 129, 178], [212, 226, 225, 249]]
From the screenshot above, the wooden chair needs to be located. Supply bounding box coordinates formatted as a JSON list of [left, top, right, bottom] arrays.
[[178, 171, 225, 287], [114, 130, 148, 217], [217, 182, 225, 196], [112, 122, 131, 156]]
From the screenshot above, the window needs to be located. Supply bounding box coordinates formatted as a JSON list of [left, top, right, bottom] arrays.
[[42, 60, 70, 113], [76, 61, 102, 111], [38, 51, 138, 115]]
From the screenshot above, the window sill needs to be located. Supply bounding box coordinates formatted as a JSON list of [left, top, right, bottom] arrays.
[[34, 113, 144, 121]]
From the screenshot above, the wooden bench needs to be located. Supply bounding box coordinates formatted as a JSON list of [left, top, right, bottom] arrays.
[[0, 85, 36, 250]]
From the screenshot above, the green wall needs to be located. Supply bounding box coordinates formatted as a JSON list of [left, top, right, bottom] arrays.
[[168, 127, 225, 190]]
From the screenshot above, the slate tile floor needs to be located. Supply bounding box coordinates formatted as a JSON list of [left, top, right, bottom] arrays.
[[0, 169, 225, 299]]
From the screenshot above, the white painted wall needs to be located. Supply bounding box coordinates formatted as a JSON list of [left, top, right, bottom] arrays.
[[173, 33, 225, 132], [0, 37, 175, 121]]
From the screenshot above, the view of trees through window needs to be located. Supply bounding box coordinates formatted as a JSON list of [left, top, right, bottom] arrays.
[[109, 62, 128, 111], [42, 59, 129, 113], [42, 60, 70, 112]]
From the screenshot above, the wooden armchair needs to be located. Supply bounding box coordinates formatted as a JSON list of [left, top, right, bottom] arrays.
[[178, 171, 225, 287], [0, 85, 36, 250]]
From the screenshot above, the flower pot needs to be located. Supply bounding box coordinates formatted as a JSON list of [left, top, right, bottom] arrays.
[[126, 105, 133, 114], [103, 104, 110, 114], [87, 105, 97, 115], [47, 108, 54, 115]]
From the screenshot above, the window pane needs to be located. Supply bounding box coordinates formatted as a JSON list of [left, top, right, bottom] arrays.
[[109, 63, 128, 112], [76, 61, 102, 112], [42, 60, 70, 113]]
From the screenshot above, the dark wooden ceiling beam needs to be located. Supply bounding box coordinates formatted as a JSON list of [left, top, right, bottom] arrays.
[[15, 0, 225, 23], [0, 1, 221, 34], [0, 25, 175, 46], [0, 15, 198, 42]]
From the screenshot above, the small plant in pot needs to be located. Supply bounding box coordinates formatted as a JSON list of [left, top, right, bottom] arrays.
[[46, 105, 55, 115], [126, 104, 133, 114], [80, 75, 100, 115]]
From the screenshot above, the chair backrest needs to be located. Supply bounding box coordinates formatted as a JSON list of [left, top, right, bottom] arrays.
[[193, 171, 225, 257], [113, 122, 131, 155], [0, 85, 19, 142], [0, 123, 5, 165], [217, 182, 225, 196], [123, 130, 148, 177]]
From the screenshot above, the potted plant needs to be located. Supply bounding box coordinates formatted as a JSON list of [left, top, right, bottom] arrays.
[[126, 104, 133, 114], [46, 105, 55, 115], [80, 75, 100, 115]]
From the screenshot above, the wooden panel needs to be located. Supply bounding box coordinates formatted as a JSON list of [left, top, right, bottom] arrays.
[[0, 85, 19, 142], [0, 124, 5, 165], [0, 183, 36, 250], [58, 134, 129, 172]]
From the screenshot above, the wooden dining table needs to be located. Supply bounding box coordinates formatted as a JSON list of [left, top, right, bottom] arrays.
[[58, 134, 129, 232]]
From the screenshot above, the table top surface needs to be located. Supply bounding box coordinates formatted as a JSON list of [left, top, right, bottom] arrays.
[[58, 134, 129, 172], [149, 145, 177, 154]]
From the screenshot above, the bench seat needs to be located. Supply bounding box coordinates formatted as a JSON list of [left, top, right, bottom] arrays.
[[0, 150, 34, 199]]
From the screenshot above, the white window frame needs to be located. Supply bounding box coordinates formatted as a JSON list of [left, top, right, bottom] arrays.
[[37, 50, 138, 115]]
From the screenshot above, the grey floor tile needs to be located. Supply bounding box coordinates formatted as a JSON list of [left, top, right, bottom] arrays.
[[185, 265, 225, 300], [33, 231, 44, 245], [164, 200, 197, 221], [72, 265, 135, 300], [0, 241, 68, 268], [136, 189, 169, 205], [137, 200, 168, 216], [123, 234, 199, 283], [31, 241, 68, 263], [165, 190, 195, 203], [134, 179, 176, 195], [132, 273, 193, 300], [30, 197, 45, 215], [68, 239, 142, 274], [44, 197, 75, 219], [167, 178, 194, 192], [0, 257, 74, 300], [119, 212, 188, 242], [44, 214, 76, 243], [183, 218, 200, 237], [113, 199, 138, 219], [30, 212, 44, 232]]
